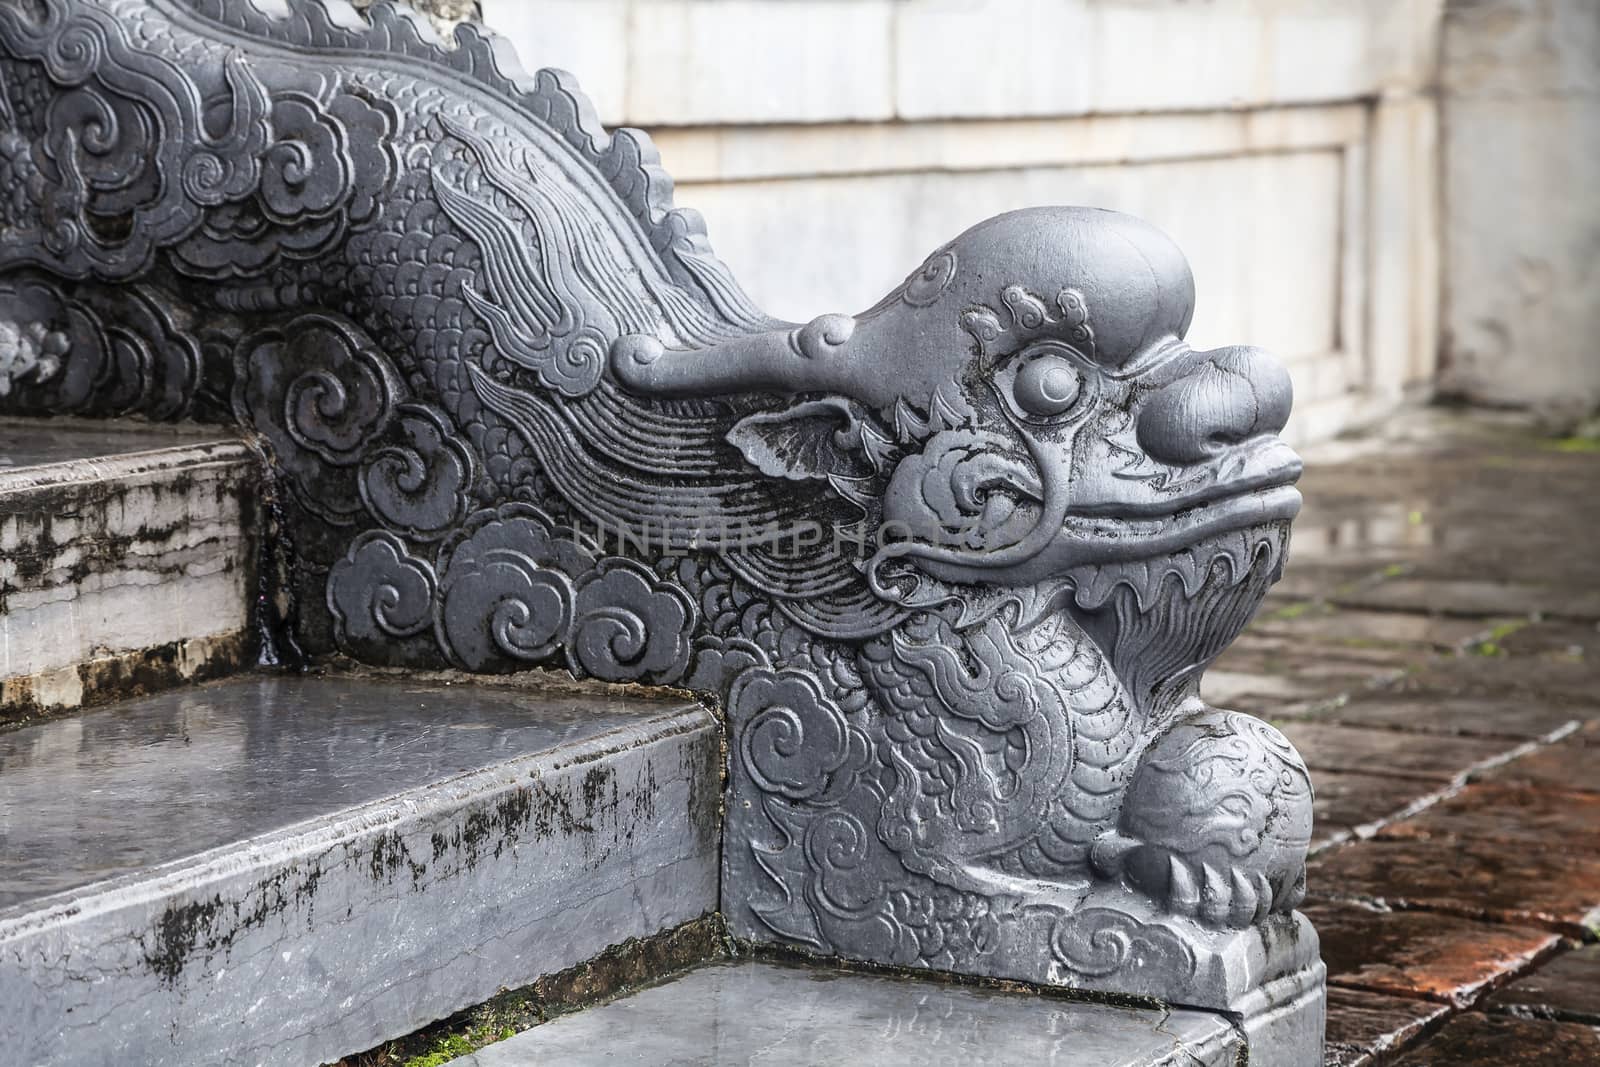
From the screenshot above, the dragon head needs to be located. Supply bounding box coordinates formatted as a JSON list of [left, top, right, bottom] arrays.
[[613, 207, 1301, 711]]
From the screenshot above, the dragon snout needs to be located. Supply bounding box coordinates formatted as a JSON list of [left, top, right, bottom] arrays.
[[1135, 345, 1293, 466]]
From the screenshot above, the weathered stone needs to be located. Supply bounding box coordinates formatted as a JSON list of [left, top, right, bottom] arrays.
[[1307, 838, 1600, 938], [450, 960, 1244, 1066], [1486, 943, 1600, 1025], [0, 420, 260, 720], [1324, 987, 1451, 1067], [1305, 901, 1560, 1006], [1389, 1011, 1600, 1066], [0, 674, 721, 1066], [1277, 722, 1523, 782]]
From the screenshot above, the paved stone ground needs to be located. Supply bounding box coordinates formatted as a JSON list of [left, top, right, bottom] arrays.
[[1206, 411, 1600, 1065]]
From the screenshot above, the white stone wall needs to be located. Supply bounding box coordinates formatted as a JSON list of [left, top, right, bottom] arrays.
[[483, 0, 1446, 445], [1439, 0, 1600, 423]]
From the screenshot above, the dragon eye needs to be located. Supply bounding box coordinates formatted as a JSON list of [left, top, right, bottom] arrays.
[[1011, 353, 1083, 418]]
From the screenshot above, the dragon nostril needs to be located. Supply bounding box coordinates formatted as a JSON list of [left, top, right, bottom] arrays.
[[1137, 346, 1293, 465]]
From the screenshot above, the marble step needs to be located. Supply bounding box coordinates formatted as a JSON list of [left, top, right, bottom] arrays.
[[0, 418, 261, 721], [447, 959, 1245, 1066], [0, 673, 721, 1067]]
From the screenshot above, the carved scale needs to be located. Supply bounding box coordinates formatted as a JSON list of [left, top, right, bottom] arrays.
[[0, 1, 1324, 1060]]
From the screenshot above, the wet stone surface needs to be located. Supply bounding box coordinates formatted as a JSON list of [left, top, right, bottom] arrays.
[[1479, 721, 1600, 793], [448, 960, 1243, 1067], [1225, 413, 1600, 1064], [1324, 988, 1451, 1067], [1387, 1011, 1600, 1066], [1373, 782, 1600, 853], [1485, 943, 1600, 1025], [1307, 831, 1600, 938], [1305, 901, 1560, 1006], [0, 673, 698, 908], [1308, 770, 1441, 847]]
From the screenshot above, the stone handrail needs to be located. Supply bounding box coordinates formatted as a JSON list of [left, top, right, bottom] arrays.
[[0, 1, 1322, 1060]]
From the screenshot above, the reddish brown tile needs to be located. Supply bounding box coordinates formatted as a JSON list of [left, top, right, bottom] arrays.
[[1486, 944, 1600, 1025], [1305, 901, 1560, 1006], [1278, 722, 1522, 782], [1307, 837, 1600, 938], [1325, 988, 1451, 1067], [1374, 783, 1600, 852], [1389, 1011, 1600, 1066]]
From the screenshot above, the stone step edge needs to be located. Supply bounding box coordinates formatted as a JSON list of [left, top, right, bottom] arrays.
[[1, 438, 265, 722], [0, 706, 712, 933], [3, 703, 722, 1067], [0, 631, 254, 728], [0, 439, 259, 498]]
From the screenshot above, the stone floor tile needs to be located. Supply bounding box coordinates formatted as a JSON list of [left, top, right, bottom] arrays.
[[1311, 693, 1584, 741], [1388, 1011, 1600, 1066], [1247, 604, 1495, 655], [1324, 988, 1451, 1067], [1373, 783, 1600, 853], [1476, 740, 1600, 793], [451, 961, 1243, 1066], [1276, 722, 1522, 782], [1332, 579, 1600, 622], [1306, 837, 1600, 938], [1201, 669, 1352, 717], [1474, 720, 1599, 792], [1310, 771, 1441, 846], [1387, 654, 1600, 711], [1304, 901, 1561, 1006], [1496, 620, 1600, 661], [1485, 944, 1600, 1025]]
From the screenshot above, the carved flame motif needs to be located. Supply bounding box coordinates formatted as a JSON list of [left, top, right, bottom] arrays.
[[0, 0, 1314, 1013]]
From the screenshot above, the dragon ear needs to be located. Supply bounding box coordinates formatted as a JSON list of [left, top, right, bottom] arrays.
[[726, 397, 893, 482]]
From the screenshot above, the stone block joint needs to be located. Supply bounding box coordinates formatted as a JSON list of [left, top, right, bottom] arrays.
[[0, 1, 1320, 1061]]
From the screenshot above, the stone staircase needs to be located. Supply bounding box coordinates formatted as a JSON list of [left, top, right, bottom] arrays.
[[1, 420, 260, 720], [0, 432, 1260, 1067], [1, 421, 728, 1065]]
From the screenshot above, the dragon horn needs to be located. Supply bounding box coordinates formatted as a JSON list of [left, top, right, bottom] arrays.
[[611, 313, 865, 399]]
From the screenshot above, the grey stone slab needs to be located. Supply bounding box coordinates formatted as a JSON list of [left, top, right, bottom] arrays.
[[454, 960, 1243, 1067], [0, 674, 721, 1067], [1, 426, 259, 716], [0, 674, 697, 907], [0, 416, 243, 471]]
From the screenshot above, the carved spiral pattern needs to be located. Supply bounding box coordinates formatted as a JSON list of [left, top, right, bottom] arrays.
[[359, 404, 475, 539], [542, 326, 607, 398], [1051, 908, 1196, 980], [732, 668, 867, 803], [326, 532, 436, 642], [901, 249, 957, 307], [569, 560, 694, 682], [439, 557, 573, 669]]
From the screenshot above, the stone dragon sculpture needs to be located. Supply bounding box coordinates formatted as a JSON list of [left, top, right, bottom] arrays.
[[0, 0, 1323, 1056]]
